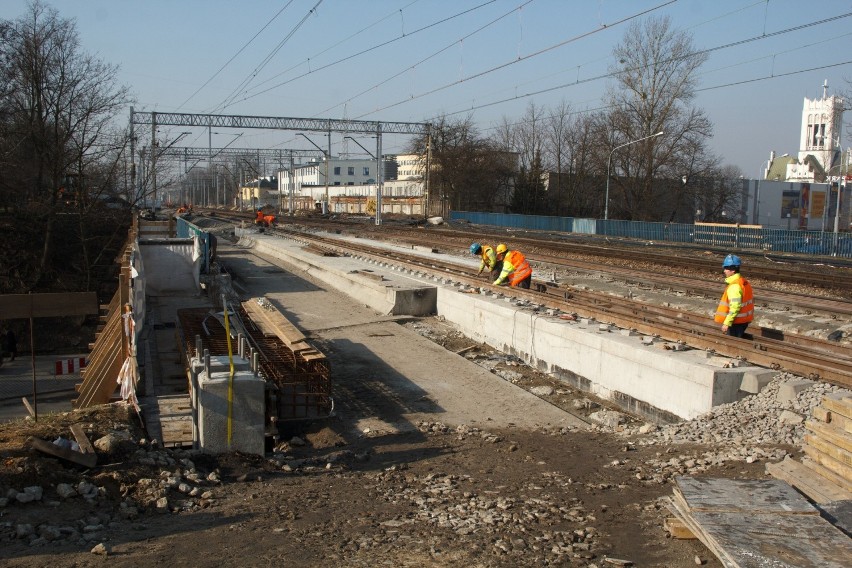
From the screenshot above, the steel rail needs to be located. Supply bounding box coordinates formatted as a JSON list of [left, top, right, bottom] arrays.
[[267, 227, 852, 388], [196, 209, 852, 314], [528, 250, 852, 317]]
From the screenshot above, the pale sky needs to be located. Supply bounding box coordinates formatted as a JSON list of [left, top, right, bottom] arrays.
[[2, 0, 851, 177]]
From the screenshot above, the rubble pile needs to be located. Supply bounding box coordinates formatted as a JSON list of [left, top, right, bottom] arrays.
[[583, 374, 852, 485], [631, 374, 850, 447], [0, 429, 224, 549]]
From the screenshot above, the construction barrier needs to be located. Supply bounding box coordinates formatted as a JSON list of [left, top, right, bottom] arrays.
[[55, 357, 87, 375]]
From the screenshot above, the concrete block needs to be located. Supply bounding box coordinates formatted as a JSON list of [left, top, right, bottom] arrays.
[[598, 324, 611, 332], [707, 370, 741, 406], [739, 369, 777, 394], [641, 336, 655, 345], [777, 379, 815, 404], [205, 355, 251, 374], [619, 329, 637, 337], [197, 370, 265, 456]]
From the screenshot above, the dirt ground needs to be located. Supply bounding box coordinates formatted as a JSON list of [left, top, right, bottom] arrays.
[[0, 333, 780, 568], [0, 392, 776, 568], [0, 221, 798, 567]]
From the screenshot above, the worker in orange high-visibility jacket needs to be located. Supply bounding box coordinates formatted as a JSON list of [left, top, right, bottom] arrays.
[[493, 244, 532, 289], [714, 254, 754, 338]]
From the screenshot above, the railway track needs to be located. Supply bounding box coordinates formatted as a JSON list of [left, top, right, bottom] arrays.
[[221, 209, 852, 293], [188, 210, 852, 387], [196, 209, 852, 315], [263, 224, 852, 388]]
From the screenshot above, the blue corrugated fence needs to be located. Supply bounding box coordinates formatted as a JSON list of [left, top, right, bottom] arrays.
[[449, 211, 852, 258]]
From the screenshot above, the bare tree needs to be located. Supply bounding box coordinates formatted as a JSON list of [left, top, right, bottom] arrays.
[[408, 114, 506, 216], [513, 102, 546, 214], [692, 164, 746, 223], [490, 116, 519, 212], [543, 100, 571, 216], [0, 1, 132, 287], [604, 15, 715, 220], [564, 112, 604, 217]]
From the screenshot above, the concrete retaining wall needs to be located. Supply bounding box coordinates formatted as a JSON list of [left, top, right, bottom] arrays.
[[245, 234, 437, 316], [437, 287, 755, 421]]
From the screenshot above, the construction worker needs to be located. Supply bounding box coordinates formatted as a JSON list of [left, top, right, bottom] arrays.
[[493, 243, 532, 289], [714, 254, 754, 338], [469, 242, 502, 281]]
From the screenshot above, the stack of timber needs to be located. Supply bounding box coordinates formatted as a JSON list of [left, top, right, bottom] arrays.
[[766, 395, 852, 504], [241, 297, 325, 364], [664, 476, 852, 567]]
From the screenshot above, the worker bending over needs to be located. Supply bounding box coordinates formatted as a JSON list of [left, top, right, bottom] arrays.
[[493, 244, 532, 289], [469, 242, 502, 281]]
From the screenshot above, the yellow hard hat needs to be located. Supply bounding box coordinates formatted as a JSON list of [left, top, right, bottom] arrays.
[[496, 243, 508, 255]]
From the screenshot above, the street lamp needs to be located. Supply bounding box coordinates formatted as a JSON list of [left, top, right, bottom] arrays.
[[604, 131, 664, 220], [343, 136, 376, 159]]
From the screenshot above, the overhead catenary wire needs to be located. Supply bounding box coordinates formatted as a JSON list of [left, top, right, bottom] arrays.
[[215, 0, 324, 113], [352, 0, 678, 119], [311, 0, 534, 119], [245, 0, 421, 96], [177, 1, 296, 113], [430, 11, 852, 124], [222, 0, 498, 109], [150, 2, 850, 168]]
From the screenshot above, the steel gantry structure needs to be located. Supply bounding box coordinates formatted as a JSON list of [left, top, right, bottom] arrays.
[[129, 110, 432, 223]]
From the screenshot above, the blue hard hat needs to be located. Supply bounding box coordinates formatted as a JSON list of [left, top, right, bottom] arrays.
[[469, 242, 481, 255], [722, 254, 741, 268]]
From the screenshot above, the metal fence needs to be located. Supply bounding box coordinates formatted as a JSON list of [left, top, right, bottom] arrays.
[[449, 211, 852, 258]]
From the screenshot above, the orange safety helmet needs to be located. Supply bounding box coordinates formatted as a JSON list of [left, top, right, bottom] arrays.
[[496, 243, 508, 255]]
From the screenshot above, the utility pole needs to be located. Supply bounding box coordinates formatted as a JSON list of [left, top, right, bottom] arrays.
[[129, 107, 136, 206], [326, 128, 331, 212], [376, 124, 383, 226], [151, 112, 157, 210]]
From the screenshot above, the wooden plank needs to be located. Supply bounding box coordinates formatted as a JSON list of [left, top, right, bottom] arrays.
[[822, 397, 852, 422], [817, 405, 852, 434], [664, 496, 737, 568], [671, 477, 852, 568], [29, 436, 97, 468], [688, 510, 852, 568], [663, 517, 696, 539], [21, 397, 34, 417], [0, 292, 99, 319], [803, 441, 852, 482], [812, 405, 831, 423], [805, 419, 852, 453], [766, 457, 851, 504], [674, 476, 817, 515], [141, 394, 193, 448], [804, 433, 852, 468], [69, 424, 96, 455], [243, 298, 325, 358], [802, 457, 852, 492]]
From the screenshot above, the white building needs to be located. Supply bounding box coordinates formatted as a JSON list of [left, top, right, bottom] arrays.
[[277, 156, 426, 209], [766, 80, 845, 183], [394, 153, 425, 180]]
